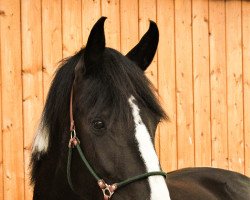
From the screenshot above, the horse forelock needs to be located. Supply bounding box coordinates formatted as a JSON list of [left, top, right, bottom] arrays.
[[75, 48, 168, 124]]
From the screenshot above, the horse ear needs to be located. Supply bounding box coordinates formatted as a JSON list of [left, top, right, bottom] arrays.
[[126, 21, 159, 71], [78, 16, 106, 74]]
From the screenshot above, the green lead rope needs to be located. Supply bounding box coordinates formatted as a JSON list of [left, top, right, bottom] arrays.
[[67, 138, 167, 195], [75, 144, 101, 181], [116, 171, 167, 188], [67, 147, 76, 192], [67, 141, 101, 193]]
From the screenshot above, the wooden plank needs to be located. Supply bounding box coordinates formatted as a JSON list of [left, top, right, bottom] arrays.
[[0, 0, 24, 199], [0, 9, 3, 199], [82, 0, 101, 45], [242, 0, 250, 176], [192, 0, 211, 167], [226, 0, 244, 174], [209, 0, 228, 169], [175, 0, 194, 169], [21, 0, 43, 199], [62, 0, 82, 58], [157, 0, 177, 172], [42, 0, 62, 99], [101, 0, 120, 50], [120, 0, 138, 54]]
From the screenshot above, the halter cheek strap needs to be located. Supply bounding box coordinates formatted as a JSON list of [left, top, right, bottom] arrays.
[[67, 87, 167, 199], [70, 88, 75, 132]]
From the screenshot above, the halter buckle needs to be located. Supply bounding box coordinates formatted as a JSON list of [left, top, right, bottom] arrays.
[[98, 180, 117, 199]]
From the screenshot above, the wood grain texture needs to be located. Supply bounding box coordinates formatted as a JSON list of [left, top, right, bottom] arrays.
[[192, 0, 211, 167], [0, 1, 250, 197], [157, 0, 177, 172], [120, 0, 138, 54], [42, 0, 63, 99], [209, 0, 228, 169], [0, 4, 3, 197], [82, 0, 101, 45], [21, 0, 43, 199], [226, 0, 244, 174], [175, 0, 194, 169], [62, 0, 82, 58], [0, 0, 24, 199], [242, 0, 250, 177], [101, 0, 120, 50]]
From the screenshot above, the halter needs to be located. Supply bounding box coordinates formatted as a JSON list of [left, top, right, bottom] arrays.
[[67, 87, 167, 199]]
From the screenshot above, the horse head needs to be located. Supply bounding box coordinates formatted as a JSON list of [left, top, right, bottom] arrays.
[[31, 17, 170, 200]]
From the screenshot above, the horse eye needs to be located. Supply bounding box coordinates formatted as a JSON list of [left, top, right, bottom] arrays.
[[92, 120, 105, 130]]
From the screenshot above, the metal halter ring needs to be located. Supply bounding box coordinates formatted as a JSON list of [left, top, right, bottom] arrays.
[[98, 180, 117, 199], [68, 130, 79, 148], [70, 129, 76, 139]]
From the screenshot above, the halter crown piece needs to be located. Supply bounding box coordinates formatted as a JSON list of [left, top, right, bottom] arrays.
[[67, 87, 167, 199]]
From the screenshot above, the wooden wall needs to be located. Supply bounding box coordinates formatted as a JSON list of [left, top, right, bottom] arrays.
[[0, 0, 249, 199]]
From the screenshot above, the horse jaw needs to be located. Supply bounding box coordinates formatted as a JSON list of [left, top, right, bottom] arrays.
[[128, 96, 171, 200], [32, 119, 49, 158]]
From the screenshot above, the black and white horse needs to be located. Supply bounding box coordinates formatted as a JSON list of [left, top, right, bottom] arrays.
[[31, 17, 250, 200]]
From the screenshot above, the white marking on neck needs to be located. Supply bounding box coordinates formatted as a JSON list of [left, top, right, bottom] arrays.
[[32, 119, 49, 157], [128, 96, 171, 200]]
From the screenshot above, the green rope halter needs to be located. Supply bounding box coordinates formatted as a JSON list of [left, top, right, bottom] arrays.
[[67, 133, 167, 199]]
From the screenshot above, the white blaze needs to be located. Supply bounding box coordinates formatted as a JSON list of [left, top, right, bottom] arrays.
[[128, 96, 171, 200]]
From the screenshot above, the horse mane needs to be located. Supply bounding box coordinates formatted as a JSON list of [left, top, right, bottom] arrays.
[[30, 47, 168, 184], [30, 49, 83, 183]]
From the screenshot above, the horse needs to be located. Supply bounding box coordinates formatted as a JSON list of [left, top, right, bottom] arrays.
[[30, 17, 250, 200]]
